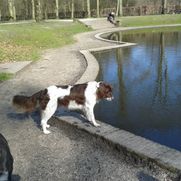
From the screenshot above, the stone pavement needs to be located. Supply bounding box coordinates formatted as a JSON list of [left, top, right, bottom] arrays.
[[0, 19, 178, 180], [0, 61, 31, 74], [78, 18, 116, 30]]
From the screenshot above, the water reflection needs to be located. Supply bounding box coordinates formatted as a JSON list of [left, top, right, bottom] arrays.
[[153, 33, 168, 105], [94, 30, 181, 151]]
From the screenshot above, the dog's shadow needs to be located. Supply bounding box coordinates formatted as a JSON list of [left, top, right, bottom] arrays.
[[7, 107, 91, 129], [7, 108, 41, 128], [54, 108, 91, 127]]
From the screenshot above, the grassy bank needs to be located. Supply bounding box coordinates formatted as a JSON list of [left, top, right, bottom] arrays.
[[0, 73, 12, 82], [0, 21, 91, 63], [119, 14, 181, 27]]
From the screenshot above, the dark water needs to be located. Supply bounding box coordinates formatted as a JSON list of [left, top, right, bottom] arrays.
[[93, 30, 181, 151]]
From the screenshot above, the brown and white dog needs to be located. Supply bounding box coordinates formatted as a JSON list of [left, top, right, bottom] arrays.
[[12, 81, 113, 134]]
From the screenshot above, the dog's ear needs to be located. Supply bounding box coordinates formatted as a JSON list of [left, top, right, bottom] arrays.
[[97, 81, 103, 88], [98, 82, 112, 90]]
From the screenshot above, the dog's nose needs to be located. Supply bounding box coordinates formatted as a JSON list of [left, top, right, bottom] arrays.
[[106, 97, 114, 101]]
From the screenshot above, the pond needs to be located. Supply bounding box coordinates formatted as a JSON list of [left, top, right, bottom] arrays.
[[93, 28, 181, 151]]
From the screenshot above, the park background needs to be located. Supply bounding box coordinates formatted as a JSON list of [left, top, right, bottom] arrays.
[[0, 0, 181, 22]]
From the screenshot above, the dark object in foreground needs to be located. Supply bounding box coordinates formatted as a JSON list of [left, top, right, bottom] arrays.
[[0, 133, 13, 181]]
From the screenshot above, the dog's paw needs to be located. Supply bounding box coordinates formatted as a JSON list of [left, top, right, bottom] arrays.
[[43, 129, 51, 134], [94, 123, 100, 127]]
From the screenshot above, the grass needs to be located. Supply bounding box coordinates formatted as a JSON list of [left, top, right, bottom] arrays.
[[0, 20, 91, 82], [0, 21, 91, 62], [119, 14, 181, 27], [0, 73, 12, 82]]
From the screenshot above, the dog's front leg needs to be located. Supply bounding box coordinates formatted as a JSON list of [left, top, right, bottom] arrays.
[[84, 106, 100, 127]]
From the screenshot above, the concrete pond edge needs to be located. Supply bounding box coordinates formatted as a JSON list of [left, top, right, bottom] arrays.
[[57, 25, 181, 180]]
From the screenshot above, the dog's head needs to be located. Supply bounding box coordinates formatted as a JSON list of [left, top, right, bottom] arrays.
[[96, 82, 113, 101]]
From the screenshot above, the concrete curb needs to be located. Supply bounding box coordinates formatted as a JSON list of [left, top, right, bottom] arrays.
[[78, 50, 99, 84]]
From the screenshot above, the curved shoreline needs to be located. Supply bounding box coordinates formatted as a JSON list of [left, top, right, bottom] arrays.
[[78, 23, 181, 85]]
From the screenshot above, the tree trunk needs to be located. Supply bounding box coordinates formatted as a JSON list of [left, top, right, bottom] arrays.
[[96, 0, 99, 18], [35, 0, 42, 22], [116, 0, 123, 16], [23, 0, 28, 20], [8, 0, 16, 21], [162, 0, 167, 14], [55, 0, 59, 19], [119, 0, 123, 16], [82, 0, 85, 11], [44, 3, 48, 20], [116, 0, 119, 16], [31, 0, 35, 20], [13, 4, 16, 20], [87, 0, 91, 18], [71, 0, 74, 19]]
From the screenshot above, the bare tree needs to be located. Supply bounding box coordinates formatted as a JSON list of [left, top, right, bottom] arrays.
[[71, 0, 74, 19], [119, 0, 123, 16], [35, 0, 42, 22], [13, 1, 16, 20], [55, 0, 59, 19], [97, 0, 99, 18], [8, 0, 16, 21], [162, 0, 167, 14], [116, 0, 123, 16], [87, 0, 90, 18], [82, 0, 85, 11], [31, 0, 35, 20]]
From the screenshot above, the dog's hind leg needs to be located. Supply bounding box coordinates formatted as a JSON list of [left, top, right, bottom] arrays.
[[41, 117, 51, 134], [41, 100, 57, 134]]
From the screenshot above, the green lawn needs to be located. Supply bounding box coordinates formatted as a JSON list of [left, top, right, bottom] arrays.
[[0, 21, 91, 62], [119, 14, 181, 27], [0, 73, 12, 82]]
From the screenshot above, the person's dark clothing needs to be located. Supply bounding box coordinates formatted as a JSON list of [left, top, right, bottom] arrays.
[[107, 12, 115, 25]]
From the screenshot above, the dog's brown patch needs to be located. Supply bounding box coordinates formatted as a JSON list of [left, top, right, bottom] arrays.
[[38, 89, 50, 110], [58, 83, 88, 107], [13, 89, 50, 112]]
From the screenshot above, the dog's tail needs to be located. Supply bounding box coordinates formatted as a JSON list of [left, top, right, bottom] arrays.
[[12, 89, 47, 112]]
